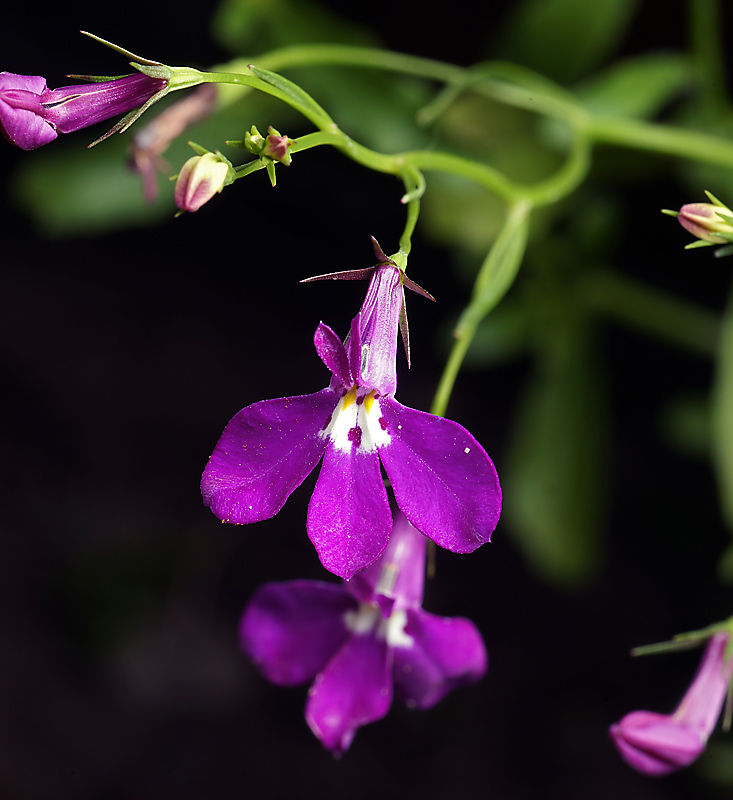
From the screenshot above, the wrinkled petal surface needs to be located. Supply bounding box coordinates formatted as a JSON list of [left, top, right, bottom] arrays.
[[609, 711, 705, 776], [306, 632, 392, 755], [201, 390, 336, 523], [240, 580, 356, 685], [307, 441, 392, 579], [393, 608, 487, 709], [377, 398, 502, 552], [357, 264, 401, 395]]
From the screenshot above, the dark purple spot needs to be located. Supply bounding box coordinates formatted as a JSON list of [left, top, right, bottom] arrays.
[[347, 426, 362, 447], [379, 417, 388, 431], [356, 394, 364, 405], [321, 414, 333, 431]]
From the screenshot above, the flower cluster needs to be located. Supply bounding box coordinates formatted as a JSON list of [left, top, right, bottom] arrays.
[[201, 245, 502, 579], [241, 512, 487, 754]]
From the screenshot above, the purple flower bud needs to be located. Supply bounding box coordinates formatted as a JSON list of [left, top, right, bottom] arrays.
[[610, 633, 733, 776], [174, 152, 232, 213], [262, 127, 294, 165], [678, 202, 733, 243], [0, 71, 167, 150]]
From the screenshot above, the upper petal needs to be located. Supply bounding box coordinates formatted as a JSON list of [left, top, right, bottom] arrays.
[[201, 390, 336, 523], [306, 632, 392, 755], [313, 322, 351, 387], [240, 580, 356, 685], [355, 264, 402, 395], [393, 608, 487, 709], [307, 441, 392, 579], [377, 399, 502, 552]]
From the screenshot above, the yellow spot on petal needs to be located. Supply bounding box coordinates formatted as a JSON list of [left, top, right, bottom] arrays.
[[363, 390, 377, 414], [342, 386, 358, 411]]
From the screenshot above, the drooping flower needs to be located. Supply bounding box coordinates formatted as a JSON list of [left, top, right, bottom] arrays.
[[130, 83, 218, 202], [0, 71, 167, 150], [201, 244, 502, 579], [240, 512, 488, 755], [610, 633, 733, 776]]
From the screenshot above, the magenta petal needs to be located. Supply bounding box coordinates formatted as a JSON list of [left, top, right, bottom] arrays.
[[377, 399, 502, 552], [201, 390, 336, 523], [240, 580, 356, 685], [314, 322, 351, 387], [609, 711, 705, 776], [0, 74, 56, 149], [306, 633, 392, 755], [393, 608, 487, 709], [307, 443, 392, 579]]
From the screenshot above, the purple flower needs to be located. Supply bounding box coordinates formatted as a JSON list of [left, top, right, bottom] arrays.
[[610, 633, 733, 776], [0, 71, 167, 150], [241, 513, 488, 755], [201, 255, 502, 579]]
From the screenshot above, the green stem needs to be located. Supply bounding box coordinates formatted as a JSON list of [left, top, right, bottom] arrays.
[[577, 268, 721, 356], [586, 116, 733, 169], [431, 199, 531, 417]]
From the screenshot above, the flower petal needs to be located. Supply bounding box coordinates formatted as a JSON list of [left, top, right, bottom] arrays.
[[306, 632, 392, 755], [377, 398, 502, 552], [307, 442, 392, 579], [313, 322, 351, 387], [0, 74, 57, 150], [609, 711, 705, 776], [201, 390, 336, 523], [240, 580, 356, 685], [393, 608, 487, 709]]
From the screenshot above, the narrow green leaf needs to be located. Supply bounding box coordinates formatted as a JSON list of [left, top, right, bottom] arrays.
[[495, 0, 638, 83], [502, 308, 606, 588], [712, 277, 733, 534], [574, 54, 694, 119]]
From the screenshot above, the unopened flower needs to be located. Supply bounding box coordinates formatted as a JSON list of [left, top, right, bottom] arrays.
[[663, 191, 733, 251], [174, 150, 233, 213], [0, 71, 167, 150], [262, 126, 294, 166], [610, 633, 733, 776], [201, 243, 502, 579], [241, 512, 488, 755]]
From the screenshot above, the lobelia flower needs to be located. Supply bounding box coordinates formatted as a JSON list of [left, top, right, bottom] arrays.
[[240, 512, 488, 755], [201, 242, 502, 579], [0, 71, 167, 150], [609, 633, 733, 776]]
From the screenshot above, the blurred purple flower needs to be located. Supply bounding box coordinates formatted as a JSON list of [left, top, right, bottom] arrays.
[[0, 71, 167, 150], [201, 254, 502, 579], [610, 633, 733, 776], [241, 513, 488, 755]]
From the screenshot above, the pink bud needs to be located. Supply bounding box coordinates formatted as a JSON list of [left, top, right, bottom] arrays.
[[174, 152, 231, 213], [678, 203, 733, 243]]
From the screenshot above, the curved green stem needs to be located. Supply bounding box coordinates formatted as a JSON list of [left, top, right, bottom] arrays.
[[431, 199, 532, 417]]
